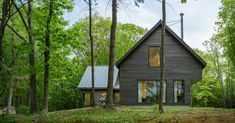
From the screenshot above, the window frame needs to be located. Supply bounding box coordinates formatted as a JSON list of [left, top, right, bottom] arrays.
[[114, 92, 120, 103], [84, 92, 92, 106], [148, 46, 161, 68], [137, 80, 167, 104]]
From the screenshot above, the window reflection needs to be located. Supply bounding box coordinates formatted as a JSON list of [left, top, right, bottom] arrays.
[[174, 80, 184, 104], [149, 47, 160, 67], [138, 80, 166, 103]]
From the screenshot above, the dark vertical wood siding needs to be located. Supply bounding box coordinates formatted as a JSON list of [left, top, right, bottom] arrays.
[[119, 26, 202, 105]]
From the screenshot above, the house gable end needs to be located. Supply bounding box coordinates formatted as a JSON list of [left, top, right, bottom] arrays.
[[116, 20, 206, 68]]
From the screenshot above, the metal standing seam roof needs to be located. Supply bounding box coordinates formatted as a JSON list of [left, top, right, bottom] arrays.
[[78, 66, 119, 89]]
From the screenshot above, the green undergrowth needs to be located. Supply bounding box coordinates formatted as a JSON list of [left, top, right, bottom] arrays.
[[0, 106, 234, 123]]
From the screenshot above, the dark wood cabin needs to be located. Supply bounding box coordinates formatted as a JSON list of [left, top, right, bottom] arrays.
[[116, 20, 206, 106]]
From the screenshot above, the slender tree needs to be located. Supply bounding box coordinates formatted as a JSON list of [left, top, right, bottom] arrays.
[[7, 17, 16, 115], [27, 0, 38, 113], [106, 0, 117, 108], [0, 0, 11, 76], [88, 0, 95, 107], [158, 0, 165, 113], [204, 40, 227, 108], [214, 43, 226, 108], [43, 0, 53, 111], [8, 0, 38, 112]]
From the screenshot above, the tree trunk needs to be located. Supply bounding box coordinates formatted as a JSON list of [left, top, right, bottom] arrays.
[[158, 0, 165, 113], [227, 24, 235, 71], [228, 62, 233, 108], [105, 0, 117, 108], [27, 0, 38, 113], [229, 71, 232, 108], [226, 62, 232, 108], [43, 0, 53, 111], [234, 64, 235, 71], [231, 80, 234, 108], [226, 21, 235, 108], [226, 71, 229, 108], [61, 83, 64, 109], [7, 76, 14, 114], [215, 47, 226, 108], [88, 0, 95, 107], [218, 70, 226, 108], [0, 0, 10, 79], [7, 17, 16, 115]]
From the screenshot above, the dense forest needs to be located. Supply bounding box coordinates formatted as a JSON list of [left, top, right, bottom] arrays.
[[0, 0, 234, 114]]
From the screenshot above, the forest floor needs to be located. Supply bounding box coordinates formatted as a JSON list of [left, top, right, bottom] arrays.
[[0, 106, 235, 123]]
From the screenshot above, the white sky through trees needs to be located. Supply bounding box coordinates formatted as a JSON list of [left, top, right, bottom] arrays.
[[64, 0, 221, 51]]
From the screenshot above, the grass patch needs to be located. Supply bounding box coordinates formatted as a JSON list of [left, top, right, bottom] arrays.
[[0, 106, 234, 123]]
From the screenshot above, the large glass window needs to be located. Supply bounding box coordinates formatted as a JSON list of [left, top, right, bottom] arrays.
[[174, 80, 185, 104], [138, 80, 166, 103], [149, 47, 160, 67]]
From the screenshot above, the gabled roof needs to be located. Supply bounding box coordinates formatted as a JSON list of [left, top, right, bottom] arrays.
[[78, 66, 119, 89], [116, 20, 206, 68]]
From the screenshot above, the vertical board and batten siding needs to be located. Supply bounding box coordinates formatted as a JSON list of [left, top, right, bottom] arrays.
[[119, 26, 202, 105]]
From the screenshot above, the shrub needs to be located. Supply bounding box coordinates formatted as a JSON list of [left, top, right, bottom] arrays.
[[16, 105, 30, 115], [152, 104, 159, 112]]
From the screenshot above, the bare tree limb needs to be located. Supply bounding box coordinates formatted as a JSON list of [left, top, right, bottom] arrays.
[[8, 1, 28, 19], [6, 25, 26, 42], [5, 23, 27, 42], [4, 1, 29, 30], [11, 0, 28, 31], [8, 2, 13, 14], [19, 0, 28, 13], [83, 0, 89, 4]]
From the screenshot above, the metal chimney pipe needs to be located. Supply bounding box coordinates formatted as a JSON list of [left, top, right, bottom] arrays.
[[180, 13, 184, 40]]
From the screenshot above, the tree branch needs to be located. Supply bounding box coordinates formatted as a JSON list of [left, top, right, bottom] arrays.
[[19, 0, 27, 13], [8, 1, 28, 19], [3, 1, 29, 30], [11, 0, 28, 31], [8, 2, 13, 14], [83, 0, 89, 4], [5, 23, 27, 42]]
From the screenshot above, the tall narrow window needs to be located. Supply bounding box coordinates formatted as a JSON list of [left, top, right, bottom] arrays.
[[149, 47, 160, 67], [174, 80, 185, 104]]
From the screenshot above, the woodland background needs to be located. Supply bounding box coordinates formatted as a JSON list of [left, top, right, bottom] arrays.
[[0, 0, 234, 112]]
